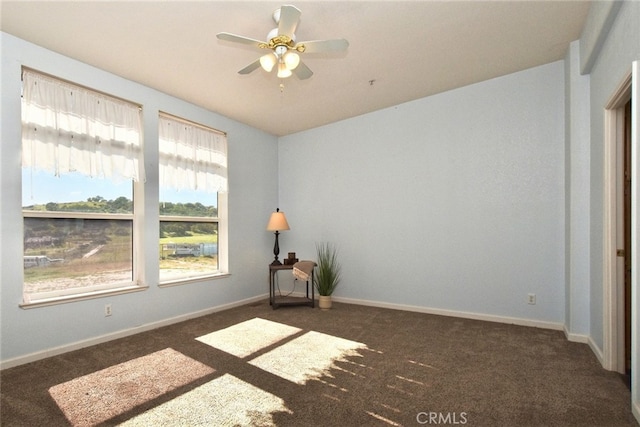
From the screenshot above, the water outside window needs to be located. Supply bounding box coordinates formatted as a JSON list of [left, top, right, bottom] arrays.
[[159, 189, 219, 283]]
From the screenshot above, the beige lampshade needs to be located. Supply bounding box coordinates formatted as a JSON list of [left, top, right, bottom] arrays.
[[266, 210, 290, 231]]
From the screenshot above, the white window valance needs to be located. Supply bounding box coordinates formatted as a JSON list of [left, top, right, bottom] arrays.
[[159, 114, 228, 193], [21, 69, 144, 182]]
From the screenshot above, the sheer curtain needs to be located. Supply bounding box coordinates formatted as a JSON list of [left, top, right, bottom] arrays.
[[158, 114, 228, 193], [21, 69, 144, 182]]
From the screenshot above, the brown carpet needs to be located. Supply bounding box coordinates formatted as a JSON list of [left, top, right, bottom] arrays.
[[1, 300, 637, 426]]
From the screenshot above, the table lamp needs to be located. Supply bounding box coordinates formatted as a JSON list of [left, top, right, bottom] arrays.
[[266, 208, 290, 265]]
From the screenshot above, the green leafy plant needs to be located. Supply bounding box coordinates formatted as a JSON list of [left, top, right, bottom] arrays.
[[314, 242, 341, 296]]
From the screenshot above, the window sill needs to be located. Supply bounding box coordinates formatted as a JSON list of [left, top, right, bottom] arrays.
[[158, 272, 230, 288], [20, 284, 149, 309]]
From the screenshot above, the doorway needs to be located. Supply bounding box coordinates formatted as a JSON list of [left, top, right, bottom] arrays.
[[603, 71, 631, 375], [623, 97, 632, 385]]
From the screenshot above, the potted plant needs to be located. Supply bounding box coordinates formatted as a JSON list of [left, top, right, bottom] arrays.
[[314, 242, 341, 309]]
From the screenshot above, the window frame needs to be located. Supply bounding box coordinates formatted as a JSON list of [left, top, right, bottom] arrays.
[[158, 215, 221, 286], [21, 209, 148, 308], [157, 113, 229, 286], [20, 69, 147, 307], [18, 72, 230, 308]]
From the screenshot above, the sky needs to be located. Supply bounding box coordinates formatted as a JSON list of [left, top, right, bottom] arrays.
[[22, 169, 217, 207]]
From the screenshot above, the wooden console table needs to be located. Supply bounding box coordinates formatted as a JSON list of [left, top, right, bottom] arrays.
[[269, 264, 315, 309]]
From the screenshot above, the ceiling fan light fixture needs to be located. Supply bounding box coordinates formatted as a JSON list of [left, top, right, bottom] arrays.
[[274, 45, 288, 56], [218, 5, 348, 81], [277, 62, 292, 78], [283, 50, 300, 70], [260, 53, 277, 72]]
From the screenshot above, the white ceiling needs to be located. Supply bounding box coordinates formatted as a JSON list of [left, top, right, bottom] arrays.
[[1, 1, 590, 136]]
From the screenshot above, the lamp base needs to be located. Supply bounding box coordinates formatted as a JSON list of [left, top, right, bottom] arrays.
[[270, 230, 282, 267]]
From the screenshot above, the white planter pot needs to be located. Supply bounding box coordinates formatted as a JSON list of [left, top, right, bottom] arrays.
[[318, 295, 332, 310]]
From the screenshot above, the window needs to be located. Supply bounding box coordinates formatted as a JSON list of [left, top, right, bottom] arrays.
[[21, 69, 144, 304], [158, 114, 228, 284]]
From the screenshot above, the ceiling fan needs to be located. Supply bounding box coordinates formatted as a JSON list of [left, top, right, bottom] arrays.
[[216, 4, 349, 80]]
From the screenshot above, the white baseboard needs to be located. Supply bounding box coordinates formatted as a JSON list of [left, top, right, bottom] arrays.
[[0, 293, 603, 372], [0, 294, 267, 370], [633, 399, 640, 425], [332, 296, 565, 331], [587, 336, 606, 368], [563, 326, 590, 344]]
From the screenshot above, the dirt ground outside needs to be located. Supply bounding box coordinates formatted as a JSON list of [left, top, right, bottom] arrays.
[[24, 256, 219, 294], [24, 271, 133, 294]]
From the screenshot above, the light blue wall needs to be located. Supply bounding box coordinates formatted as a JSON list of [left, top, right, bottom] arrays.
[[1, 4, 637, 394], [278, 61, 566, 325], [0, 33, 278, 363], [579, 0, 624, 74], [585, 0, 640, 354], [564, 40, 591, 338], [579, 0, 640, 419]]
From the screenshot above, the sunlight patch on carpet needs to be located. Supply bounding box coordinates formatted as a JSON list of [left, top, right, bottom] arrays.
[[196, 317, 301, 358], [119, 373, 292, 426], [249, 331, 367, 384], [365, 410, 402, 426], [48, 348, 214, 427]]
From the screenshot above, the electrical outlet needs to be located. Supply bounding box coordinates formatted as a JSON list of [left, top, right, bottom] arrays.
[[105, 304, 112, 316], [527, 294, 536, 305]]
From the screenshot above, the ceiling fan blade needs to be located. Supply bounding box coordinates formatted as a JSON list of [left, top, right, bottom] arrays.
[[217, 32, 264, 49], [238, 59, 261, 75], [278, 5, 301, 38], [298, 39, 349, 54], [293, 61, 313, 80]]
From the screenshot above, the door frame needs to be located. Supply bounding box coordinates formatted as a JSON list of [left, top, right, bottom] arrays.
[[603, 72, 631, 373]]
